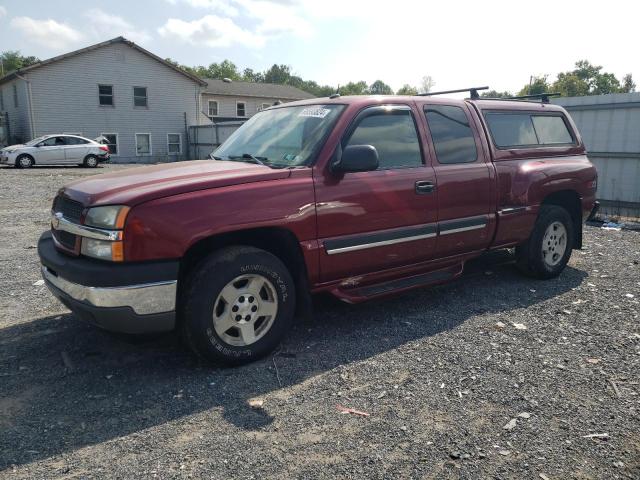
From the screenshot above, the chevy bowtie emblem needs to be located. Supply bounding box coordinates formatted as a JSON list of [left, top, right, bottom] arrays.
[[52, 212, 63, 229]]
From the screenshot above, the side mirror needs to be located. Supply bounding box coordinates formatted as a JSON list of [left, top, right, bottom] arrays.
[[332, 145, 379, 173]]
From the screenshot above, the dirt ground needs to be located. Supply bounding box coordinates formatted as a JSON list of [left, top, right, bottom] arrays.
[[1, 164, 639, 479]]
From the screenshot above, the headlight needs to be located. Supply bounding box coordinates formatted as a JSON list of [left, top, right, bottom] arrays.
[[81, 238, 124, 261], [84, 205, 130, 229]]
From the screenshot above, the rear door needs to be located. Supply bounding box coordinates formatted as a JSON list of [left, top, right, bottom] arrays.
[[420, 102, 495, 257], [314, 104, 438, 282], [63, 136, 91, 162]]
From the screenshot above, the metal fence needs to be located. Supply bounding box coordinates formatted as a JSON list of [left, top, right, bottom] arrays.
[[188, 121, 245, 160], [554, 93, 640, 220]]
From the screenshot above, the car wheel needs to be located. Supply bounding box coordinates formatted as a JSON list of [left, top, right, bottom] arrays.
[[515, 205, 574, 279], [83, 155, 99, 168], [181, 246, 296, 365], [15, 154, 34, 169]]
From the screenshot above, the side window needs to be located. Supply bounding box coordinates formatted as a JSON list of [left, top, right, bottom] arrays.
[[98, 85, 114, 106], [133, 86, 148, 107], [346, 110, 422, 169], [66, 137, 89, 145], [531, 116, 573, 144], [485, 113, 575, 148], [424, 105, 477, 164]]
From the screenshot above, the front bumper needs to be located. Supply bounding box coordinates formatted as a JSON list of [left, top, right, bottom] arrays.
[[38, 232, 178, 334]]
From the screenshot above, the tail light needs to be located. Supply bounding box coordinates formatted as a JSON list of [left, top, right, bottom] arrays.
[[99, 145, 110, 153]]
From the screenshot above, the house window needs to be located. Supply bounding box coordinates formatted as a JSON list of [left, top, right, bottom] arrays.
[[13, 84, 18, 107], [98, 85, 113, 106], [236, 101, 246, 117], [135, 133, 151, 156], [133, 86, 148, 107], [167, 133, 181, 155], [258, 103, 271, 112], [100, 133, 118, 155], [208, 100, 219, 117]]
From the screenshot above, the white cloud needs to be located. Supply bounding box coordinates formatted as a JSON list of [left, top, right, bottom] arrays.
[[0, 6, 7, 18], [84, 8, 152, 44], [166, 0, 239, 16], [10, 17, 84, 50], [235, 0, 311, 37], [158, 15, 265, 48]]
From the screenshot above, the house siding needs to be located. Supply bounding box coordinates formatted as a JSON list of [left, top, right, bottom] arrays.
[[199, 93, 296, 123], [0, 78, 32, 143], [24, 42, 202, 163]]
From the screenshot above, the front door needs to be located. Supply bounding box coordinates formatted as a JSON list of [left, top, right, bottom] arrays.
[[314, 104, 438, 283], [419, 102, 495, 257], [35, 136, 67, 164]]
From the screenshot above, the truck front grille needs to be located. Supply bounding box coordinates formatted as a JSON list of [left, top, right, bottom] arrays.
[[52, 195, 84, 223], [53, 229, 78, 250]]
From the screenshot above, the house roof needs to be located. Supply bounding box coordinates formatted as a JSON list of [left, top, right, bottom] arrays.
[[0, 36, 207, 86], [202, 78, 315, 100]]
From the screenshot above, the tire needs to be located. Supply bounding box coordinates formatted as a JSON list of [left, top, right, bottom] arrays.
[[515, 205, 574, 279], [83, 155, 99, 168], [15, 154, 34, 169], [181, 246, 296, 365]]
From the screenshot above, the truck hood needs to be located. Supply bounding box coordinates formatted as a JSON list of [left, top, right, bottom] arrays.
[[60, 160, 292, 206]]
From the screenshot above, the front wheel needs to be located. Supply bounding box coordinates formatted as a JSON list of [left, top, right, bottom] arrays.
[[181, 246, 296, 365], [515, 205, 574, 279], [16, 154, 34, 168]]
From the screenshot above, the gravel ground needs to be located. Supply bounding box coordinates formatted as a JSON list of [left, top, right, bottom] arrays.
[[1, 164, 639, 479]]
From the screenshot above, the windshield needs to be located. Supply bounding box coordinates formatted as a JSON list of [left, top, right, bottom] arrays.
[[213, 104, 345, 168], [25, 136, 48, 146]]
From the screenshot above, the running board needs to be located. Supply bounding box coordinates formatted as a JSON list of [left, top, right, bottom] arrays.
[[331, 263, 463, 303]]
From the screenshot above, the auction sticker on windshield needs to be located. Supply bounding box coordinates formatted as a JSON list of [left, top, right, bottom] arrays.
[[298, 107, 331, 118]]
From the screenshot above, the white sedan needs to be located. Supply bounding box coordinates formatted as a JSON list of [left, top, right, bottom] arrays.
[[0, 134, 110, 168]]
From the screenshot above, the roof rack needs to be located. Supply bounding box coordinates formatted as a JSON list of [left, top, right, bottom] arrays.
[[500, 92, 561, 104], [417, 86, 489, 99]]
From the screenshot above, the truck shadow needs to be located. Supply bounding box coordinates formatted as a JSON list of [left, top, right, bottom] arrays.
[[0, 252, 587, 469]]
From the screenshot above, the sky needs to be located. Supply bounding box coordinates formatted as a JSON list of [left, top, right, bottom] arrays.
[[0, 0, 638, 94]]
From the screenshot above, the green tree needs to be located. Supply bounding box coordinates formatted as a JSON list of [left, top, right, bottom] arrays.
[[396, 84, 419, 95], [621, 73, 636, 93], [242, 68, 264, 83], [339, 81, 369, 95], [1, 51, 40, 75], [204, 59, 241, 80], [369, 80, 393, 95], [480, 90, 512, 98], [518, 76, 550, 96], [263, 64, 292, 84]]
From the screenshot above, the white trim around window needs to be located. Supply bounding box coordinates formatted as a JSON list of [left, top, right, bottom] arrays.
[[167, 133, 182, 155], [135, 133, 152, 156], [208, 99, 219, 117], [101, 133, 119, 156], [258, 102, 271, 112], [236, 100, 247, 117]]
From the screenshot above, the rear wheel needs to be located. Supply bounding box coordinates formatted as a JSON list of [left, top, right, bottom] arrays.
[[181, 246, 296, 365], [515, 205, 574, 279], [83, 155, 98, 168], [16, 154, 34, 168]]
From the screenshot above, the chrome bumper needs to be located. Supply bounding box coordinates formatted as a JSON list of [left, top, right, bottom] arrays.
[[41, 266, 176, 315]]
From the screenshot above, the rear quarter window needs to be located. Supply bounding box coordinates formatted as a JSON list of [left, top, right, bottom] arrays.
[[484, 112, 574, 148]]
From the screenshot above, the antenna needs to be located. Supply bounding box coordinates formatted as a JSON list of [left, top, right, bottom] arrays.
[[417, 86, 489, 99]]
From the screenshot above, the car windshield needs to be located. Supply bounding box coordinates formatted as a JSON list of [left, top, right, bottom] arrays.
[[213, 104, 345, 168], [25, 136, 48, 146]]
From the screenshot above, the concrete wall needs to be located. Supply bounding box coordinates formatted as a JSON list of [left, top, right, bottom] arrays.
[[23, 42, 202, 163], [554, 93, 640, 218]]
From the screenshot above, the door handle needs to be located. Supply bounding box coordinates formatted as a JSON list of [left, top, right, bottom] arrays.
[[415, 180, 436, 194]]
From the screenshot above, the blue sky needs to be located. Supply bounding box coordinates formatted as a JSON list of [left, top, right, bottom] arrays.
[[0, 0, 638, 94]]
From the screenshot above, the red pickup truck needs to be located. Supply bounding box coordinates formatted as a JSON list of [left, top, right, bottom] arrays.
[[38, 90, 598, 364]]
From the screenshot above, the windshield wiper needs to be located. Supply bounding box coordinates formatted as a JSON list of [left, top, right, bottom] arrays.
[[227, 153, 269, 166]]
